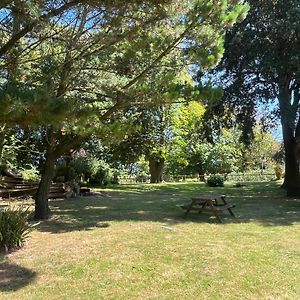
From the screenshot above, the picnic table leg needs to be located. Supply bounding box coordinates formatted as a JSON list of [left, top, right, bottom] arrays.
[[184, 202, 194, 216], [227, 207, 235, 217], [221, 196, 235, 217], [203, 200, 223, 223], [207, 201, 223, 223], [215, 214, 223, 223], [198, 201, 207, 214]]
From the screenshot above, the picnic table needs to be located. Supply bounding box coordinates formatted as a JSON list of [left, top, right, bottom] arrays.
[[181, 194, 235, 223]]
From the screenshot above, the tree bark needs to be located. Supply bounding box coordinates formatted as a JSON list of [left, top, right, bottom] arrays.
[[34, 152, 56, 220], [279, 87, 300, 197], [282, 129, 300, 196], [198, 174, 206, 182], [197, 164, 206, 182], [149, 156, 164, 183], [0, 126, 5, 163]]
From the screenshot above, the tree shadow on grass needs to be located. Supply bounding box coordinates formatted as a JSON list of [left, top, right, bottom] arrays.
[[36, 182, 300, 233], [0, 261, 37, 292]]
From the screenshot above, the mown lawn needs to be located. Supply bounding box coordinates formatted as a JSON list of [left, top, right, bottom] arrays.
[[1, 181, 300, 299]]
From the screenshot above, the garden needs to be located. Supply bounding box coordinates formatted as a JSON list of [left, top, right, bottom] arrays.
[[1, 1, 300, 299]]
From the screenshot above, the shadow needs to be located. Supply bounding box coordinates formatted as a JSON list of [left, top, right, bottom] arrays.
[[0, 262, 37, 292], [34, 181, 300, 233]]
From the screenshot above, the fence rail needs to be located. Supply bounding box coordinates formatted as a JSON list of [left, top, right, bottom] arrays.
[[118, 172, 276, 184]]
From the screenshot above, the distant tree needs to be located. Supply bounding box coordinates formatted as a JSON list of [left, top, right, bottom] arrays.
[[109, 105, 170, 183], [166, 100, 206, 177], [241, 126, 281, 172]]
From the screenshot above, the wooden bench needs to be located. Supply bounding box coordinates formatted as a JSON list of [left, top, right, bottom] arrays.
[[181, 194, 235, 223]]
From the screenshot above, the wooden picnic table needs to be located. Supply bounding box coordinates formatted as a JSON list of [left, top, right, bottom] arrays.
[[181, 194, 235, 223]]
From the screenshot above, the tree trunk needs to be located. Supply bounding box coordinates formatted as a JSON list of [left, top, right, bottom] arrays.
[[34, 152, 56, 220], [198, 174, 206, 182], [0, 126, 5, 163], [282, 130, 300, 196], [65, 152, 72, 182], [279, 88, 300, 197], [197, 165, 206, 182], [149, 156, 164, 183]]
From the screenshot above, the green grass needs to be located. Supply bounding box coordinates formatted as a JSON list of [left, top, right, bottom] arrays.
[[1, 181, 300, 299]]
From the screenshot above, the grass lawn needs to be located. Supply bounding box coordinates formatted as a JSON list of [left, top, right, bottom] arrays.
[[1, 181, 300, 299]]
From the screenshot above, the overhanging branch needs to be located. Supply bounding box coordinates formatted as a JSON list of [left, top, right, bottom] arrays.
[[0, 0, 82, 57]]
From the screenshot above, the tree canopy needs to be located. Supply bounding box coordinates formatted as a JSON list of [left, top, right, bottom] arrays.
[[0, 0, 249, 219], [205, 0, 300, 196]]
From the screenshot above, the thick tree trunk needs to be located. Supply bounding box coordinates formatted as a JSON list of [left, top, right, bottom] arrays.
[[279, 88, 300, 197], [197, 165, 206, 182], [198, 174, 206, 182], [149, 156, 164, 183], [282, 132, 300, 196], [34, 153, 56, 220]]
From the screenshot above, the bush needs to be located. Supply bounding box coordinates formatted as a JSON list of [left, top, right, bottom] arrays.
[[71, 156, 113, 185], [90, 168, 112, 185], [54, 165, 77, 182], [136, 173, 149, 183], [0, 206, 34, 252], [274, 165, 283, 180], [19, 165, 39, 182], [111, 171, 120, 184], [206, 175, 224, 187]]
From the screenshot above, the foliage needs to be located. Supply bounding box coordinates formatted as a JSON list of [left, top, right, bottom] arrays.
[[71, 156, 113, 186], [206, 174, 224, 187], [19, 165, 39, 182], [274, 165, 284, 181], [0, 0, 250, 217], [0, 206, 34, 252], [0, 127, 18, 170], [54, 164, 77, 182], [0, 127, 45, 174], [205, 133, 241, 174], [133, 156, 150, 183], [89, 162, 112, 186], [239, 126, 281, 171], [273, 143, 285, 165], [208, 0, 300, 195], [168, 127, 242, 176], [166, 101, 206, 175]]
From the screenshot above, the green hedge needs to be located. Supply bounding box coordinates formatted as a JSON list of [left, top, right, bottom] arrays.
[[206, 175, 224, 187]]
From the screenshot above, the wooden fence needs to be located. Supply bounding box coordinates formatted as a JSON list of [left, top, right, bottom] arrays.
[[118, 172, 276, 184]]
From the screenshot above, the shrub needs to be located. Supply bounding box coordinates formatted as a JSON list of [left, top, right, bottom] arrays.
[[54, 165, 77, 182], [19, 165, 39, 182], [274, 165, 283, 180], [90, 168, 112, 185], [206, 175, 224, 187], [0, 206, 34, 252], [71, 157, 113, 185], [136, 173, 149, 183], [111, 171, 120, 184]]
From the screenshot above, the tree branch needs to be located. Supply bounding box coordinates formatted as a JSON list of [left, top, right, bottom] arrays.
[[0, 0, 82, 57], [121, 20, 197, 91]]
